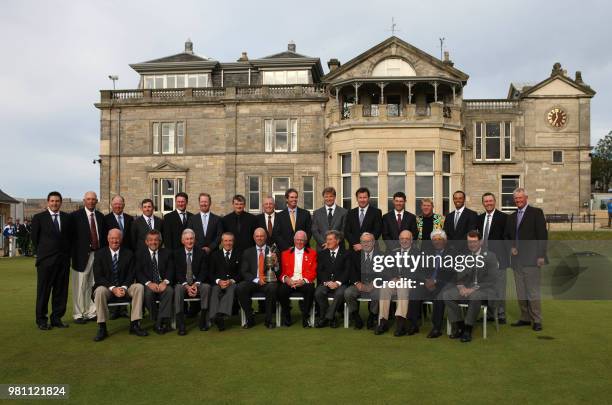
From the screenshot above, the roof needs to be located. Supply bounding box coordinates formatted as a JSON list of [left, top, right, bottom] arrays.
[[0, 189, 19, 204], [508, 64, 596, 99], [260, 50, 314, 59], [143, 52, 210, 63]]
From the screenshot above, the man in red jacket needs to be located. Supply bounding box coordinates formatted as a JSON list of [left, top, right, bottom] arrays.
[[278, 230, 317, 328]]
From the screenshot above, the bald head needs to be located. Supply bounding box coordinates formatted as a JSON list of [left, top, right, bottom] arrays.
[[294, 230, 308, 250], [107, 228, 123, 250], [253, 227, 267, 247]]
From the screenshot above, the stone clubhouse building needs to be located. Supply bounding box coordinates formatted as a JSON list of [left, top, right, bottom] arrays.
[[95, 36, 595, 216]]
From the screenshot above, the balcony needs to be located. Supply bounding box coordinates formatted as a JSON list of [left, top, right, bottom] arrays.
[[329, 102, 461, 127], [463, 99, 519, 112]]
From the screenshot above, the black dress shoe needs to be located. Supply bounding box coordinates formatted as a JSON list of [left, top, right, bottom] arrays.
[[154, 325, 166, 335], [532, 323, 543, 331], [110, 311, 121, 320], [74, 318, 87, 325], [266, 321, 275, 329], [87, 316, 97, 322], [129, 324, 148, 337], [407, 325, 419, 336], [353, 313, 363, 330], [37, 323, 52, 331], [51, 320, 69, 328], [216, 316, 226, 331], [427, 329, 443, 338], [374, 319, 388, 335], [330, 318, 339, 329], [394, 327, 407, 337], [449, 322, 465, 339], [315, 318, 329, 328], [302, 318, 312, 328], [498, 318, 507, 325], [199, 324, 210, 331], [178, 327, 187, 336], [511, 320, 531, 327], [366, 313, 376, 330], [243, 316, 256, 329], [282, 312, 292, 327], [93, 327, 109, 342]]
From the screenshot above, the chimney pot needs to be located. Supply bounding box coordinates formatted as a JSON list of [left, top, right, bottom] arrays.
[[288, 41, 296, 52], [185, 38, 193, 54], [327, 58, 341, 71]]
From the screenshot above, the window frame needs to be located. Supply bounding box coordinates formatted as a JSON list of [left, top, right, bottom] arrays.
[[246, 175, 261, 213], [271, 176, 291, 212], [152, 121, 186, 155], [143, 73, 210, 89], [474, 121, 513, 162], [152, 178, 184, 215], [341, 153, 352, 210], [387, 151, 407, 212], [359, 151, 379, 209], [264, 119, 298, 153], [552, 150, 564, 164], [500, 175, 521, 212], [415, 151, 435, 215], [302, 176, 314, 212], [262, 70, 310, 85]]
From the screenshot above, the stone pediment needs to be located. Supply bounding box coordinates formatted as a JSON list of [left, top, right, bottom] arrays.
[[323, 36, 469, 84], [523, 76, 595, 98], [146, 161, 189, 173]]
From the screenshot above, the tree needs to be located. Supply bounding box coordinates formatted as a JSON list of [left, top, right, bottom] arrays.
[[592, 131, 612, 191]]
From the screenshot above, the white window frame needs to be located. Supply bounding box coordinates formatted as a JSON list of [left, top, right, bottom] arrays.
[[246, 175, 261, 213], [387, 151, 407, 212], [262, 70, 309, 85], [442, 152, 452, 215], [474, 121, 512, 162], [152, 178, 184, 215], [302, 176, 314, 212], [272, 177, 291, 212], [341, 153, 352, 210], [359, 152, 379, 209], [143, 73, 210, 89], [264, 119, 298, 152], [500, 175, 521, 212], [153, 122, 185, 155], [415, 151, 435, 215]]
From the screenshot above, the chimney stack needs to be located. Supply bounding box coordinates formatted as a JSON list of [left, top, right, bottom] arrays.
[[442, 51, 454, 66], [327, 58, 341, 71], [238, 51, 249, 62], [185, 38, 194, 54], [575, 71, 584, 84], [288, 41, 296, 53]]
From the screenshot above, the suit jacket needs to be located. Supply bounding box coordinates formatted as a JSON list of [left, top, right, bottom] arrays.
[[478, 210, 509, 269], [70, 208, 109, 272], [31, 210, 72, 267], [131, 215, 163, 252], [503, 204, 548, 267], [256, 212, 276, 245], [136, 247, 174, 285], [221, 211, 258, 255], [443, 207, 479, 241], [344, 206, 383, 249], [347, 249, 383, 284], [173, 247, 208, 285], [311, 205, 348, 249], [186, 212, 222, 252], [453, 250, 498, 293], [273, 207, 312, 252], [316, 247, 350, 285], [280, 247, 317, 283], [209, 249, 242, 283], [389, 246, 421, 279], [240, 245, 280, 282], [163, 210, 193, 251], [382, 210, 418, 249], [418, 245, 457, 284], [104, 212, 134, 251], [92, 247, 136, 296]]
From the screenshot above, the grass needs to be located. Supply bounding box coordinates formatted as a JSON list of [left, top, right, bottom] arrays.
[[1, 232, 611, 404]]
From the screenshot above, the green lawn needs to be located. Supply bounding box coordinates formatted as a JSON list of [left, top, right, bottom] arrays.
[[1, 237, 611, 404]]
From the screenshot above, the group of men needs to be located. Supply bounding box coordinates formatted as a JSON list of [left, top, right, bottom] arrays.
[[2, 217, 32, 257], [32, 184, 547, 343]]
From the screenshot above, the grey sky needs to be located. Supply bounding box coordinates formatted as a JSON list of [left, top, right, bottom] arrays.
[[1, 0, 610, 199]]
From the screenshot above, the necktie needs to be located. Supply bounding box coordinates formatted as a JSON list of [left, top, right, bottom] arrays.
[[267, 215, 273, 237], [202, 214, 208, 237], [483, 214, 491, 249], [454, 211, 460, 230], [290, 210, 296, 232], [397, 213, 402, 230], [90, 213, 99, 250], [236, 214, 241, 234], [327, 208, 333, 227], [225, 251, 231, 263], [330, 250, 336, 263], [117, 215, 124, 231], [112, 253, 119, 286], [186, 251, 193, 284], [52, 213, 60, 234], [432, 252, 441, 281], [516, 209, 524, 241], [181, 212, 186, 225], [359, 209, 365, 227], [258, 249, 265, 281], [146, 217, 152, 230], [151, 251, 161, 283]]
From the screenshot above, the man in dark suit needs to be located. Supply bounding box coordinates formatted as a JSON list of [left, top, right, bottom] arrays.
[[314, 230, 349, 328], [478, 192, 509, 323], [104, 194, 134, 319], [443, 190, 479, 244], [186, 192, 222, 255], [255, 196, 277, 245], [344, 232, 381, 330], [272, 188, 312, 252], [173, 228, 211, 335], [163, 192, 192, 251], [221, 194, 258, 256], [92, 229, 148, 341], [311, 187, 347, 251], [344, 187, 383, 251], [136, 230, 174, 334], [131, 199, 163, 253], [236, 228, 280, 329], [441, 230, 498, 342], [208, 232, 241, 331], [382, 191, 418, 250], [31, 191, 72, 330], [503, 187, 547, 331], [70, 191, 108, 324]]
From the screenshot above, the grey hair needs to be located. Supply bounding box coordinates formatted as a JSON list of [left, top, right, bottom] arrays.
[[430, 229, 448, 240], [325, 229, 343, 241], [360, 232, 375, 242], [181, 228, 196, 238], [513, 187, 527, 197]]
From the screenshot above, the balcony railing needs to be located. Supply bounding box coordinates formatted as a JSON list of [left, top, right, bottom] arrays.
[[362, 104, 379, 117], [464, 99, 519, 110], [330, 102, 460, 126]]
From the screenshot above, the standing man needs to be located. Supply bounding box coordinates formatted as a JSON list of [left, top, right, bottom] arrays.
[[221, 194, 258, 256], [443, 190, 479, 243], [186, 193, 222, 255], [208, 232, 241, 331], [70, 191, 108, 324], [382, 191, 418, 249], [273, 188, 312, 252], [2, 217, 15, 257], [15, 219, 26, 256], [92, 229, 148, 341], [277, 230, 317, 328], [31, 191, 72, 330], [23, 218, 33, 256], [236, 228, 280, 329], [131, 199, 163, 252], [256, 196, 277, 245], [311, 187, 347, 251], [607, 198, 612, 228], [503, 188, 548, 332], [344, 187, 383, 251], [314, 230, 349, 328], [478, 192, 509, 323], [416, 198, 445, 241], [136, 230, 174, 334], [104, 195, 134, 251], [163, 192, 193, 251]]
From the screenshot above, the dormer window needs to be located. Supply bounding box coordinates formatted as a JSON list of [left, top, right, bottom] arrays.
[[143, 73, 210, 89], [262, 70, 309, 85]]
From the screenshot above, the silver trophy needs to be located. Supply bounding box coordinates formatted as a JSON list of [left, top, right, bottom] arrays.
[[264, 244, 278, 283]]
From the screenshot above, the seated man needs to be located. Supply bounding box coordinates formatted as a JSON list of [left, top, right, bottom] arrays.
[[344, 232, 381, 330], [314, 230, 349, 328], [376, 230, 417, 337], [277, 230, 317, 328], [136, 230, 174, 335], [209, 232, 241, 331], [442, 230, 498, 342], [407, 229, 455, 338], [236, 228, 280, 329], [173, 228, 212, 335], [92, 228, 148, 341]]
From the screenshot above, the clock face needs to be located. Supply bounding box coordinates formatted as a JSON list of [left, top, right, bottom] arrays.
[[547, 108, 567, 128]]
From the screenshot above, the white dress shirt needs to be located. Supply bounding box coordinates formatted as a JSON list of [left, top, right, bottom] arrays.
[[328, 246, 341, 286], [48, 208, 61, 231], [143, 215, 155, 230], [253, 245, 268, 284], [145, 248, 169, 285], [291, 247, 305, 282]]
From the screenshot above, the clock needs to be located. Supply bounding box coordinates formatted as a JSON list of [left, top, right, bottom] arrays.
[[547, 108, 567, 128]]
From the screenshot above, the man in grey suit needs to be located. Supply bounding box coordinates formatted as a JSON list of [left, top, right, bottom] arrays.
[[312, 187, 347, 251]]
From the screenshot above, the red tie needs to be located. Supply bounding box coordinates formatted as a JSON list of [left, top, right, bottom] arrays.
[[258, 249, 265, 281], [90, 213, 99, 250], [397, 213, 402, 230], [267, 215, 273, 237]]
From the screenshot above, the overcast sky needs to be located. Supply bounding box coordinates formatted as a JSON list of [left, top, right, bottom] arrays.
[[1, 0, 610, 199]]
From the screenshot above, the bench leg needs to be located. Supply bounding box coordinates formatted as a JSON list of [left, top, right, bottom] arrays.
[[276, 303, 281, 327], [446, 317, 451, 335], [483, 306, 487, 339], [240, 307, 246, 327], [344, 303, 349, 329], [310, 303, 315, 326]]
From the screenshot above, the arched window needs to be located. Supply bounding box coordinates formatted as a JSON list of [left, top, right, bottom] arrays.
[[371, 58, 416, 77]]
